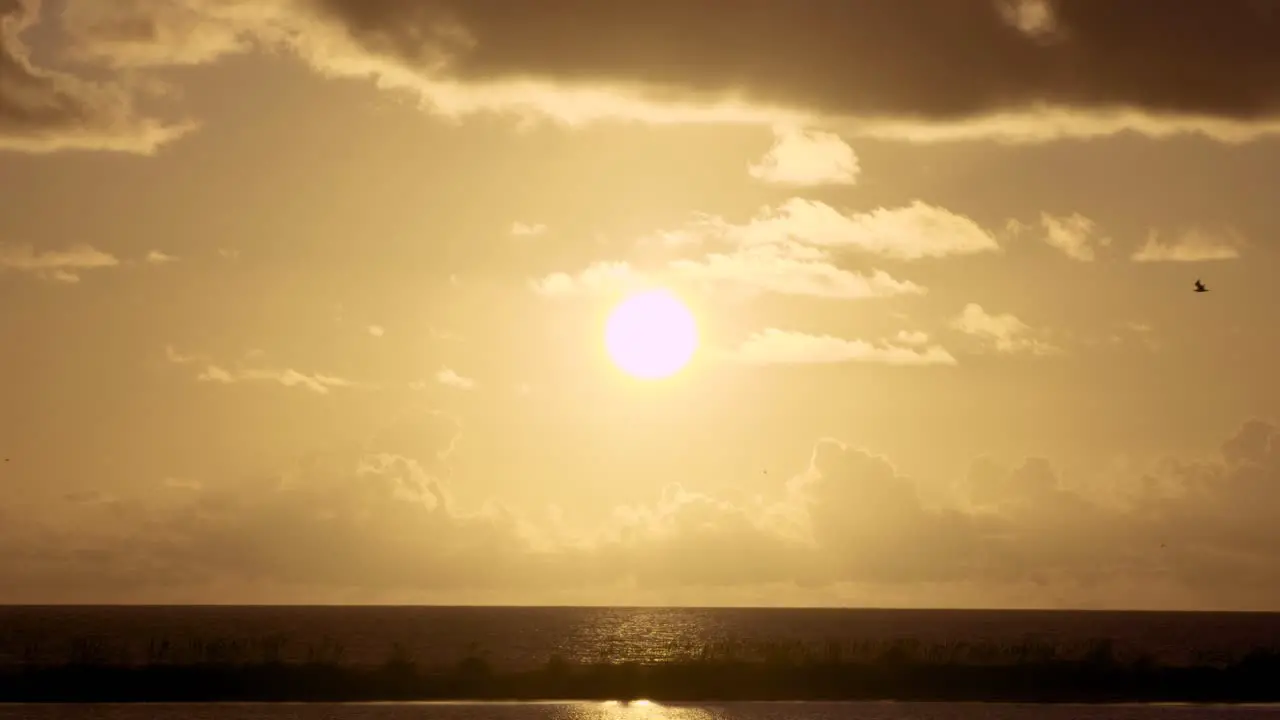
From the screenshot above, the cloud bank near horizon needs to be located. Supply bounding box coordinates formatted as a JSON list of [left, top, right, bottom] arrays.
[[6, 417, 1279, 609]]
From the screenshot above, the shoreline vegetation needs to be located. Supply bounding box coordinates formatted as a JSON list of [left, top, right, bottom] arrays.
[[2, 636, 1279, 703]]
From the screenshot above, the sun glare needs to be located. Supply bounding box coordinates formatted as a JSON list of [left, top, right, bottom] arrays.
[[604, 288, 699, 380]]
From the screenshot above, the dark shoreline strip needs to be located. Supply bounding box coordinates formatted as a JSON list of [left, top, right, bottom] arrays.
[[5, 651, 1280, 705]]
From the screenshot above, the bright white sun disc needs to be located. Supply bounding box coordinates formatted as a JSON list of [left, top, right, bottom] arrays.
[[604, 289, 699, 379]]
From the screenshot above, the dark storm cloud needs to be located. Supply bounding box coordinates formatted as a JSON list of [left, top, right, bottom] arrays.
[[305, 0, 1280, 124], [0, 0, 191, 152], [42, 0, 1280, 141]]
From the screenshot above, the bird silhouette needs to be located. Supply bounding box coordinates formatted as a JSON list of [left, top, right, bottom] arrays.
[[1193, 279, 1208, 293]]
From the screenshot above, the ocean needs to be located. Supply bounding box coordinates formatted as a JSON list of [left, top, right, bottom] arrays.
[[2, 606, 1279, 670], [1, 702, 1279, 720]]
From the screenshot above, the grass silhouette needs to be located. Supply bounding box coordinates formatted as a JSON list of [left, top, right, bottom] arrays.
[[2, 634, 1278, 703]]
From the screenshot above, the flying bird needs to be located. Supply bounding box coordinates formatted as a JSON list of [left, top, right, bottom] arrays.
[[1193, 279, 1208, 293]]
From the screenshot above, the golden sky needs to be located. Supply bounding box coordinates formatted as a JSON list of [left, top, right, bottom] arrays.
[[3, 0, 1280, 608]]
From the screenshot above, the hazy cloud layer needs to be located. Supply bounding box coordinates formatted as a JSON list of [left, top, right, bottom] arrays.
[[35, 0, 1280, 144], [5, 0, 1274, 616], [6, 417, 1280, 608]]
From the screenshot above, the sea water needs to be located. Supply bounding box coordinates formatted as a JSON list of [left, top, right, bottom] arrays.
[[3, 606, 1278, 669], [1, 701, 1279, 720]]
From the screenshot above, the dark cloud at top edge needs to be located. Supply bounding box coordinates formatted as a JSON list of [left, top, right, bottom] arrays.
[[0, 0, 191, 153], [308, 0, 1280, 121]]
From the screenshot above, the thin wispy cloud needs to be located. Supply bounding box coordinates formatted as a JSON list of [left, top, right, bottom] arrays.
[[736, 329, 957, 366], [0, 243, 120, 282], [531, 200, 969, 300], [1131, 230, 1244, 263], [999, 0, 1059, 38], [531, 262, 642, 297], [532, 250, 924, 301], [60, 0, 256, 69], [0, 0, 194, 153], [895, 331, 931, 346], [199, 367, 356, 394], [166, 346, 359, 394], [669, 247, 925, 300], [145, 250, 179, 264], [511, 222, 548, 237], [436, 367, 476, 390], [1117, 321, 1161, 352], [1036, 213, 1110, 262], [951, 304, 1059, 356], [162, 477, 203, 491], [706, 199, 1001, 261]]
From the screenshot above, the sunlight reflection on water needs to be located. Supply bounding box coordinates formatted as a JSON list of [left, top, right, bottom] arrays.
[[562, 700, 717, 720], [6, 606, 1279, 670]]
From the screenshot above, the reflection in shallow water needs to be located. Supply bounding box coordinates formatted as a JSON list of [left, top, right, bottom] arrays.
[[562, 700, 717, 720]]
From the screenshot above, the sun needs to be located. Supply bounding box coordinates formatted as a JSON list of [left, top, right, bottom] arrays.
[[604, 288, 699, 380]]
